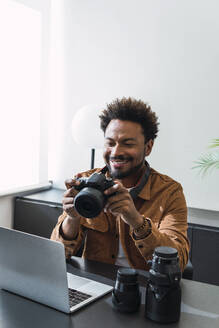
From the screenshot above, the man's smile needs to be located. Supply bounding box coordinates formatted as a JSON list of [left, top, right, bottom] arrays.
[[109, 157, 132, 169]]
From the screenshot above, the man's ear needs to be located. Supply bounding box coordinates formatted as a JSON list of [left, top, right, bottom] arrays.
[[145, 139, 154, 156]]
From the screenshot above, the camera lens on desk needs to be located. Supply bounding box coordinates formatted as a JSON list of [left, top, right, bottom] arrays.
[[145, 246, 182, 324], [112, 268, 141, 313]]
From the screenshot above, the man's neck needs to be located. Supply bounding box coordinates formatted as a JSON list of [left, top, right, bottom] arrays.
[[121, 164, 147, 188]]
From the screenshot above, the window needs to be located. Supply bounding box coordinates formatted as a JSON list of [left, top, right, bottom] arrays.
[[0, 0, 49, 193]]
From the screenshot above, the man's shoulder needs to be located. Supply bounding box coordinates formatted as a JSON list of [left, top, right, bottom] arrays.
[[150, 168, 183, 192], [147, 168, 187, 209]]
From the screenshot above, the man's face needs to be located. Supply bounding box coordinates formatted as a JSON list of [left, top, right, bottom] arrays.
[[103, 119, 153, 179]]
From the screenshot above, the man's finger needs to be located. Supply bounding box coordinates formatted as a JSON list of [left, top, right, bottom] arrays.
[[104, 183, 120, 195], [62, 197, 74, 205], [63, 188, 78, 198], [65, 179, 75, 189]]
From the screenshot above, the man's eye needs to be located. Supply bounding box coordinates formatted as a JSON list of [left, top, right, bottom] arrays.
[[125, 143, 135, 147], [105, 142, 114, 147]]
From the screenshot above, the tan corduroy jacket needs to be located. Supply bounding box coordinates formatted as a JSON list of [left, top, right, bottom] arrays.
[[51, 167, 189, 272]]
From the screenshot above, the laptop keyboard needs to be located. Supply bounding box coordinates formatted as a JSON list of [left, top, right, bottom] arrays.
[[68, 288, 92, 307]]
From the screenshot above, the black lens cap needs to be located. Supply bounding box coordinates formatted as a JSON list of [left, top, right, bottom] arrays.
[[117, 268, 138, 283], [154, 246, 178, 259]]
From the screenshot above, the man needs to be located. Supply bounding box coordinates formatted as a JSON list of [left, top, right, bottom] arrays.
[[51, 97, 189, 271]]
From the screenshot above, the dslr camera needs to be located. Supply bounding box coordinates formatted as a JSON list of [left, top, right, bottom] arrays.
[[74, 172, 114, 218]]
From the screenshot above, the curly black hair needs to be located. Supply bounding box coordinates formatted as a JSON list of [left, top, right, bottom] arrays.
[[99, 97, 159, 142]]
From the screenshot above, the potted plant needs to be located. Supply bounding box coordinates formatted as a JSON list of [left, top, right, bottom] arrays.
[[193, 139, 219, 175]]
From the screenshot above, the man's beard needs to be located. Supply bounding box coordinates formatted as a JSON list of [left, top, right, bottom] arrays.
[[106, 156, 145, 179]]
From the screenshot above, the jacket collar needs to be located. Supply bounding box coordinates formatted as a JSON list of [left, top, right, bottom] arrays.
[[101, 162, 151, 201], [138, 174, 151, 200]]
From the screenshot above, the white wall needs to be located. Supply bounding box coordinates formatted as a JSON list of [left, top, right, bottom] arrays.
[[49, 0, 219, 211]]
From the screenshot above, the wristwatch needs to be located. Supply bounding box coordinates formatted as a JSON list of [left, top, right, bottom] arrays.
[[133, 215, 152, 240]]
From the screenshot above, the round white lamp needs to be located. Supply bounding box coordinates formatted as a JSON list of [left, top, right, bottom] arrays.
[[72, 104, 105, 169]]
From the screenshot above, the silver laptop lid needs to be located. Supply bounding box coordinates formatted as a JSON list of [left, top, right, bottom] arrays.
[[0, 227, 70, 313]]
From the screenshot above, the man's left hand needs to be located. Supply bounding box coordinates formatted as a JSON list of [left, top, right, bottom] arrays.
[[104, 180, 143, 229]]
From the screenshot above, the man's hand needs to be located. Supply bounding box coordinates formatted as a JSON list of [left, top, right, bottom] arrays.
[[103, 180, 144, 229], [63, 176, 82, 219], [61, 174, 82, 240]]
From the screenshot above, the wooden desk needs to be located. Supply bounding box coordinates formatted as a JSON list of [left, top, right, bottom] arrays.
[[0, 257, 218, 328]]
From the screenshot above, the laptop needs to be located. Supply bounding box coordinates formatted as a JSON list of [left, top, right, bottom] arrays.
[[0, 227, 113, 314]]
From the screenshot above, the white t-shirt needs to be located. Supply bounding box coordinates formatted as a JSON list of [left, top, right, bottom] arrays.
[[115, 238, 130, 267]]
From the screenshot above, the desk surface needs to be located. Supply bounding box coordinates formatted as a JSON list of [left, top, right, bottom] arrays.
[[0, 257, 219, 328]]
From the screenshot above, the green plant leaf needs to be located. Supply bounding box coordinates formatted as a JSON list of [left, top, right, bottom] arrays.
[[208, 138, 219, 149], [192, 151, 219, 176]]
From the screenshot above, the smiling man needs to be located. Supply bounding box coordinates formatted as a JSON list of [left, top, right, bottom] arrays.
[[51, 97, 189, 272]]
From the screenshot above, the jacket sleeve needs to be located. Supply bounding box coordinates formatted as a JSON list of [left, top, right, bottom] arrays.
[[50, 212, 86, 259], [131, 185, 189, 271]]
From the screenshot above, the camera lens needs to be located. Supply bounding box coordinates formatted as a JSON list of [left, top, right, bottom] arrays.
[[145, 247, 181, 323], [81, 201, 93, 212], [112, 268, 141, 313], [74, 187, 105, 218]]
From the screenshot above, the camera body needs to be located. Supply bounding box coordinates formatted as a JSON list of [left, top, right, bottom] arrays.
[[145, 246, 182, 324], [74, 172, 114, 218]]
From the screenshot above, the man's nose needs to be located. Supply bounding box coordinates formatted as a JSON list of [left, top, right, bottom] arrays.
[[111, 144, 123, 157]]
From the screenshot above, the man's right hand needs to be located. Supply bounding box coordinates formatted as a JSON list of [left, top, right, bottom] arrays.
[[61, 175, 82, 240], [62, 177, 82, 219]]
